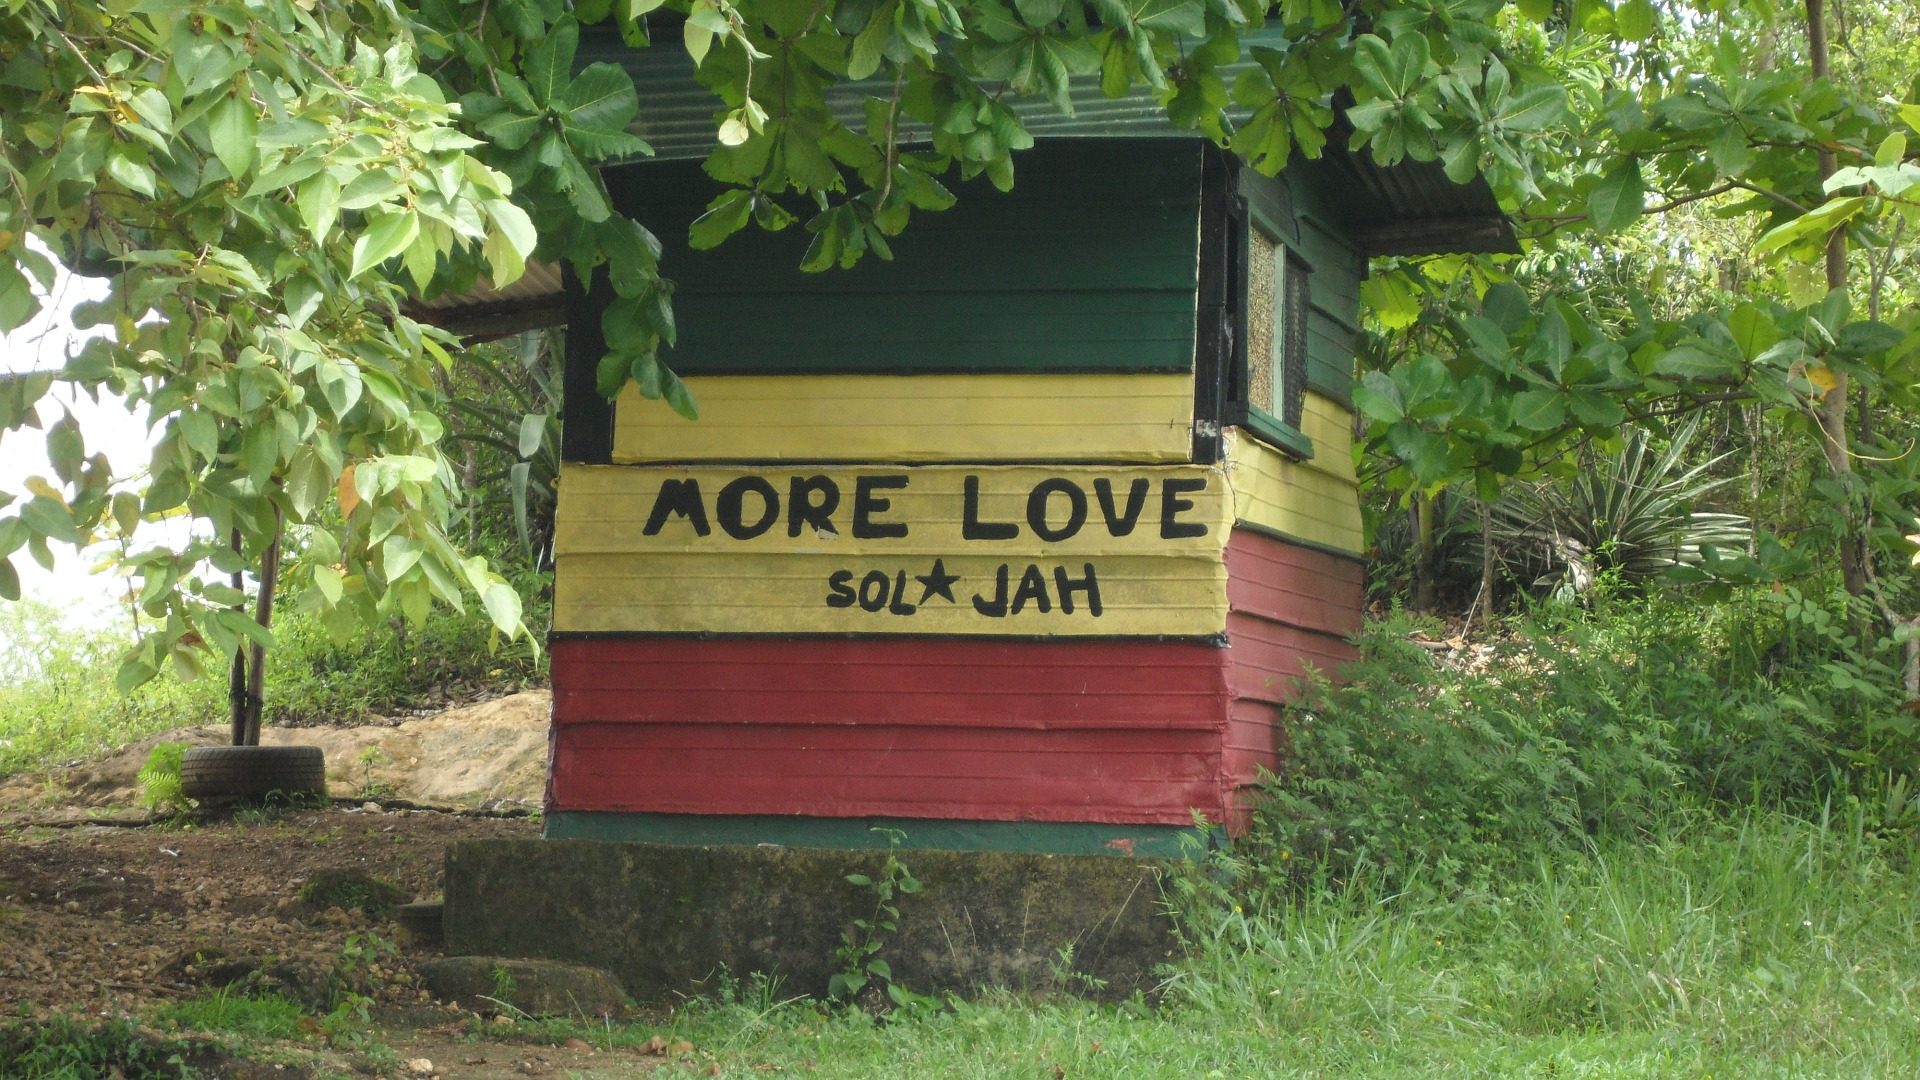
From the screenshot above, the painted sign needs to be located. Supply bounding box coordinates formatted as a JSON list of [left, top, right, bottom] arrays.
[[553, 464, 1233, 637]]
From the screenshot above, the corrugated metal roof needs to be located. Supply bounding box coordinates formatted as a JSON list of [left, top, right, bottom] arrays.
[[419, 27, 1512, 333], [585, 24, 1513, 257]]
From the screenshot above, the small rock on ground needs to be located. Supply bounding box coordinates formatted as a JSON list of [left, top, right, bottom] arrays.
[[418, 956, 629, 1019]]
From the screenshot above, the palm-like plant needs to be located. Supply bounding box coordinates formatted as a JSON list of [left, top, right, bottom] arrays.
[[1496, 418, 1752, 600]]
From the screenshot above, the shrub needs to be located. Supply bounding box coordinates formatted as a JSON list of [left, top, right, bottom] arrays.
[[1249, 590, 1920, 897]]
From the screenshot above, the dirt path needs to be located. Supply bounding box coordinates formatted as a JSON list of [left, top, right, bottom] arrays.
[[0, 691, 738, 1076], [0, 807, 701, 1078]]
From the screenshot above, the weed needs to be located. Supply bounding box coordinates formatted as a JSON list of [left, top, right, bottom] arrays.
[[352, 746, 395, 802], [136, 742, 192, 817], [0, 1013, 194, 1079], [490, 964, 518, 1003], [326, 932, 400, 1008], [828, 829, 939, 1017], [296, 870, 404, 917], [156, 988, 307, 1041]]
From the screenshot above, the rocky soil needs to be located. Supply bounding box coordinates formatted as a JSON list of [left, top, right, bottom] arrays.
[[0, 691, 710, 1078]]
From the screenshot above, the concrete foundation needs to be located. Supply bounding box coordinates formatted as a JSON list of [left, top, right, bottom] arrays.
[[443, 839, 1179, 1002]]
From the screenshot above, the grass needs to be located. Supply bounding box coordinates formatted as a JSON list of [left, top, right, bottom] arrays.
[[0, 581, 548, 780], [457, 807, 1915, 1078], [154, 988, 310, 1042]]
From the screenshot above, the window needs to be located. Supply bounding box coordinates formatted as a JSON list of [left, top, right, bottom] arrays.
[[1244, 216, 1311, 456]]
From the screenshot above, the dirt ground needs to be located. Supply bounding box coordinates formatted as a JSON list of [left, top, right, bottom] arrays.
[[0, 695, 714, 1078]]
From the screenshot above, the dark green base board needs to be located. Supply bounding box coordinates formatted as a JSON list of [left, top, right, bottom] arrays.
[[543, 811, 1216, 859], [444, 839, 1181, 1002]]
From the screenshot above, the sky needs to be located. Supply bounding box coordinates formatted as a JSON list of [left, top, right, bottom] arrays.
[[1, 252, 161, 635]]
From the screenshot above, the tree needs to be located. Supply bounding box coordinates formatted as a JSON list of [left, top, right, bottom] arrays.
[[2, 0, 1916, 723]]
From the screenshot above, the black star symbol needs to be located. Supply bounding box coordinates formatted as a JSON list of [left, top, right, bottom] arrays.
[[916, 558, 961, 604]]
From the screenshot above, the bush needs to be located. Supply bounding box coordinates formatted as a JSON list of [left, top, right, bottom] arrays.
[[1249, 589, 1916, 896]]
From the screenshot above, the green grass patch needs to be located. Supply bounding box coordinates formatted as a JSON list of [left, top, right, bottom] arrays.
[[0, 576, 548, 780], [154, 988, 310, 1041], [454, 810, 1918, 1078], [545, 809, 1912, 1078], [0, 1013, 194, 1080]]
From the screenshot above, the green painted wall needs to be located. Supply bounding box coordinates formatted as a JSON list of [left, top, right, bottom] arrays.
[[545, 811, 1216, 860], [1240, 163, 1363, 407], [598, 139, 1204, 375]]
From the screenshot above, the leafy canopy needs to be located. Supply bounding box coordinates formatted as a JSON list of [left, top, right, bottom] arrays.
[[2, 0, 1917, 690]]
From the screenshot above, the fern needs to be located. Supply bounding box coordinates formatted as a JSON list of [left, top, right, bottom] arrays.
[[137, 742, 191, 815]]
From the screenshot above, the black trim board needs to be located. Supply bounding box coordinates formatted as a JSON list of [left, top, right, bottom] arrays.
[[560, 263, 615, 464]]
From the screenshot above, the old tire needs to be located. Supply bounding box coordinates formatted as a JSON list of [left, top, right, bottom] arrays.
[[180, 745, 327, 801]]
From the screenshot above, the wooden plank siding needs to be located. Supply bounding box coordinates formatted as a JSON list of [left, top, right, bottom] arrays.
[[551, 462, 1234, 637], [612, 372, 1195, 464], [1220, 529, 1364, 826], [595, 140, 1204, 377], [547, 637, 1238, 826], [1223, 417, 1366, 557], [1240, 164, 1364, 406]]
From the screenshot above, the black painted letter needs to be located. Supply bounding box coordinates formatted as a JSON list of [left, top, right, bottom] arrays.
[[852, 475, 910, 539], [788, 475, 840, 537], [642, 479, 710, 536], [716, 475, 779, 540], [1055, 564, 1102, 616], [1159, 478, 1209, 539], [1093, 478, 1149, 536], [962, 475, 1018, 540], [1026, 478, 1088, 543], [971, 564, 1010, 617], [825, 570, 855, 608], [1010, 564, 1052, 614]]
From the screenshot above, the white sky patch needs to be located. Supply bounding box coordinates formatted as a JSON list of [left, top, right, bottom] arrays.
[[2, 248, 171, 637]]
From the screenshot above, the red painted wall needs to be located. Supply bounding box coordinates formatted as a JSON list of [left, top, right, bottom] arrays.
[[1220, 529, 1364, 827], [549, 637, 1236, 826], [547, 532, 1362, 835]]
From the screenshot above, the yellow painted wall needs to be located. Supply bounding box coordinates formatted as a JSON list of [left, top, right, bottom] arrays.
[[554, 463, 1232, 637], [613, 373, 1195, 464], [1224, 392, 1364, 556]]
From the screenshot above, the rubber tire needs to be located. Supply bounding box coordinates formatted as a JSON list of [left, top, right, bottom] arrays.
[[180, 745, 328, 801]]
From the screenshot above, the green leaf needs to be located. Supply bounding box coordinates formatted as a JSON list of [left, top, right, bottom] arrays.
[[0, 558, 17, 602], [482, 581, 523, 635], [689, 189, 754, 249], [1353, 372, 1405, 423], [1511, 389, 1567, 431], [350, 212, 420, 279], [1653, 345, 1743, 379], [1587, 159, 1644, 233], [661, 368, 698, 420], [313, 564, 345, 604], [1728, 303, 1780, 362], [517, 413, 548, 458], [1567, 392, 1626, 427], [1753, 197, 1865, 257], [1615, 0, 1656, 41], [207, 91, 257, 179], [116, 656, 159, 695], [526, 18, 581, 106], [296, 172, 342, 240]]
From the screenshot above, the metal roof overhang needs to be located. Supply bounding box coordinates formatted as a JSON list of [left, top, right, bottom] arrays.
[[414, 26, 1516, 335]]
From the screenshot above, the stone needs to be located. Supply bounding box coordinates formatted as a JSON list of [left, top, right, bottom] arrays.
[[294, 868, 405, 917], [418, 956, 629, 1018], [443, 840, 1178, 1003]]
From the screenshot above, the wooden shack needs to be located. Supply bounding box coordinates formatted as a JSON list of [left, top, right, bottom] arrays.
[[540, 55, 1511, 857]]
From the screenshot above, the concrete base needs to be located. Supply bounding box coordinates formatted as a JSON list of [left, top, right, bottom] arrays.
[[443, 839, 1178, 1002]]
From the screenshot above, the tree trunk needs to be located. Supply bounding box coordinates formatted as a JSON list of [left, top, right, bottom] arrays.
[[225, 512, 283, 747], [1476, 499, 1495, 634], [227, 529, 248, 747], [241, 509, 283, 746], [1411, 494, 1437, 613], [1806, 0, 1869, 598]]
